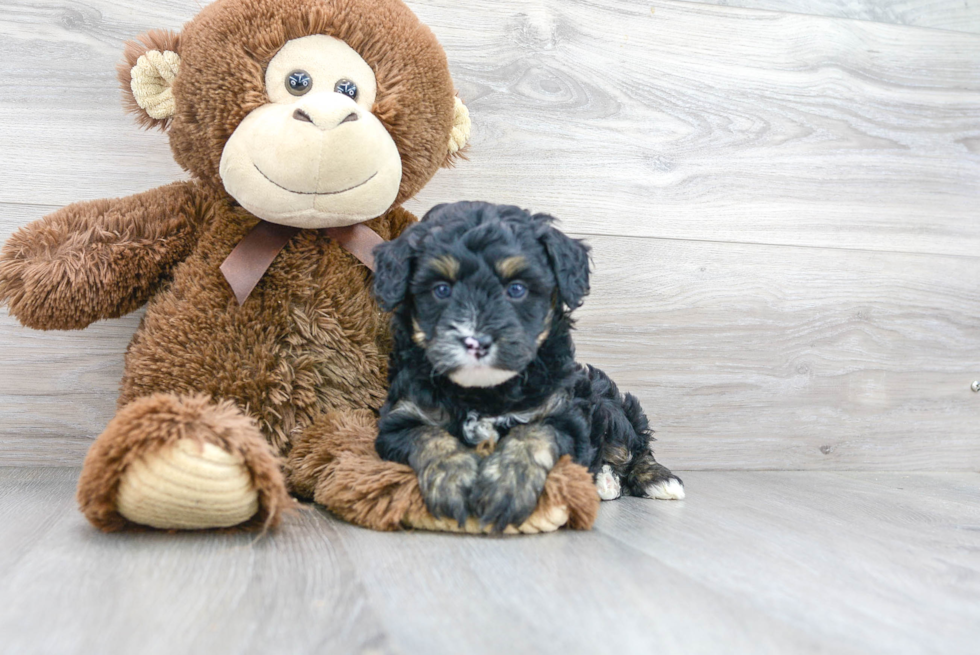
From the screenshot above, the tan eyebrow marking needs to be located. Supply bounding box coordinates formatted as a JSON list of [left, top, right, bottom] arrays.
[[427, 255, 459, 280], [495, 256, 527, 278]]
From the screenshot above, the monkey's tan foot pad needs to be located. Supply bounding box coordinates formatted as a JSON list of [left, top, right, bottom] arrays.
[[510, 503, 570, 534], [116, 439, 260, 530], [404, 502, 570, 534]]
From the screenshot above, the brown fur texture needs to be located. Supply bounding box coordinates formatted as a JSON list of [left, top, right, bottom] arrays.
[[151, 0, 459, 198], [0, 182, 210, 330], [0, 0, 599, 533], [115, 203, 415, 454]]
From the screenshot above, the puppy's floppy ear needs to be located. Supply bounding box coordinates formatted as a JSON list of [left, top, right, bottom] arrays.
[[373, 230, 418, 312], [537, 217, 591, 310]]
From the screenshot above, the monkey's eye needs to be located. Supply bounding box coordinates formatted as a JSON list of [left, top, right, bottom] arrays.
[[432, 282, 453, 300], [286, 70, 313, 96], [506, 282, 528, 299], [334, 79, 358, 100]]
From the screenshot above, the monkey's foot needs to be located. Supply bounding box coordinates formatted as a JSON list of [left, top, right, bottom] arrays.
[[407, 501, 570, 534], [78, 393, 291, 531], [116, 438, 259, 529]]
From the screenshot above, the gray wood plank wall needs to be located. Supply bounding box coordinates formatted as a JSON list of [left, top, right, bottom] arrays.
[[1, 0, 978, 470], [686, 0, 980, 34]]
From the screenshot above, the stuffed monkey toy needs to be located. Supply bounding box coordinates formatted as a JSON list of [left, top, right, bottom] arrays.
[[0, 0, 599, 533]]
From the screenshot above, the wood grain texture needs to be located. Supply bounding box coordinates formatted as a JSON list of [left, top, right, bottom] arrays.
[[1, 0, 979, 470], [573, 235, 980, 470], [0, 468, 392, 655], [405, 0, 980, 257], [597, 470, 980, 655], [2, 468, 978, 655], [1, 1, 979, 255], [683, 0, 980, 34]]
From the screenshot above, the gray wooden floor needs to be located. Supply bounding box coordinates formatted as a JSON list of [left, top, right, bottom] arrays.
[[1, 467, 978, 655]]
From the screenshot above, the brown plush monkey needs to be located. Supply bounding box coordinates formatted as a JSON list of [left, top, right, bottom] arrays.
[[0, 0, 598, 533]]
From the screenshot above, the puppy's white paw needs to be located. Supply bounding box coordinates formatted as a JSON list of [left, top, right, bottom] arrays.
[[645, 476, 685, 500], [595, 464, 622, 501]]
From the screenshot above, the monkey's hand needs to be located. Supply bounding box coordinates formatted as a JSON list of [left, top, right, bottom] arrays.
[[471, 423, 560, 533], [0, 181, 207, 330]]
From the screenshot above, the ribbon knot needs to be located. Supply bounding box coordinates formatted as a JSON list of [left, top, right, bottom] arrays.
[[220, 220, 385, 305]]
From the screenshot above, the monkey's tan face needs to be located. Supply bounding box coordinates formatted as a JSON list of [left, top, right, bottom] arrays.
[[219, 35, 403, 229]]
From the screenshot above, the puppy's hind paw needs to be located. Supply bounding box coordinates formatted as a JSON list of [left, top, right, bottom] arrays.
[[625, 451, 685, 500], [645, 476, 685, 500]]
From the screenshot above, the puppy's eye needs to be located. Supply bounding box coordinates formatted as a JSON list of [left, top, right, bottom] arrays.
[[506, 282, 528, 299], [286, 70, 313, 96], [335, 79, 358, 100], [432, 282, 453, 300]]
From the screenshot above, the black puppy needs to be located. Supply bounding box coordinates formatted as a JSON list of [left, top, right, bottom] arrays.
[[373, 201, 683, 531]]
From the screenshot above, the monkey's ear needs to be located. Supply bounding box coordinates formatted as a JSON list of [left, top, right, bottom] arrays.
[[538, 218, 591, 310], [443, 96, 471, 167], [118, 30, 181, 131], [373, 233, 418, 312]]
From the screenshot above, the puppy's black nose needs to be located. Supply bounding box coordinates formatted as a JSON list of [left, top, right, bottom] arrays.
[[462, 335, 493, 359]]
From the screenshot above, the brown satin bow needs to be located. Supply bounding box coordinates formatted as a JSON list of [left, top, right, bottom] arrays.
[[219, 220, 385, 305]]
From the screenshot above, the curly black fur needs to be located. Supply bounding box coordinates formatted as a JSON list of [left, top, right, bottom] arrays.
[[373, 201, 682, 531]]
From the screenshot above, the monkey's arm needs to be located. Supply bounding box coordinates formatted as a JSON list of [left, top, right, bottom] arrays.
[[0, 181, 210, 330]]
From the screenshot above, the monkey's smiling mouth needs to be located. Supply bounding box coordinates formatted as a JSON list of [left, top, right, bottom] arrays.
[[254, 164, 378, 196]]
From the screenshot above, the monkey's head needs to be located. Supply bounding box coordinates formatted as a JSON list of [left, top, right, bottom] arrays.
[[120, 0, 469, 229]]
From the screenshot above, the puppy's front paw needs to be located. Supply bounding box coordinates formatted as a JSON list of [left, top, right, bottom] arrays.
[[417, 452, 480, 526], [471, 444, 552, 533]]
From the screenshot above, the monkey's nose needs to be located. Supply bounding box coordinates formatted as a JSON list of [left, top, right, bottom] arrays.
[[293, 108, 359, 129]]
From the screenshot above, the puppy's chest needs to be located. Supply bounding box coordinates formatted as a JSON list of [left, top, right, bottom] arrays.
[[453, 392, 568, 450], [458, 410, 528, 453]]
